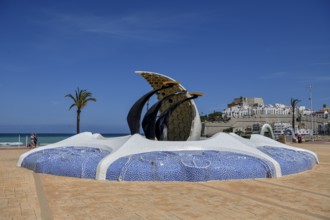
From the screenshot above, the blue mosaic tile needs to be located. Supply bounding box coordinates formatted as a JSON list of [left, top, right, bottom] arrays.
[[21, 145, 316, 181], [258, 146, 318, 176], [21, 147, 111, 179], [106, 150, 275, 182]]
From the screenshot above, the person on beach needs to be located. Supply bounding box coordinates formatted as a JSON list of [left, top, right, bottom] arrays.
[[33, 133, 38, 147], [28, 133, 33, 147], [29, 133, 37, 147]]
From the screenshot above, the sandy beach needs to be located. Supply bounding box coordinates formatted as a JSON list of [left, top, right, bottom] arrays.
[[1, 141, 329, 220]]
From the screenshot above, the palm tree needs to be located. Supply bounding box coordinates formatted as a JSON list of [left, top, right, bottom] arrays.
[[65, 88, 96, 134], [290, 98, 301, 132]]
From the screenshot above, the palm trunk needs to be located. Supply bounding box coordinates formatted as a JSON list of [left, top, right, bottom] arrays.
[[77, 110, 81, 134], [292, 108, 295, 132]]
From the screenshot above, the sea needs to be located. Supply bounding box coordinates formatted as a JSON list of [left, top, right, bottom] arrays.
[[0, 133, 128, 147]]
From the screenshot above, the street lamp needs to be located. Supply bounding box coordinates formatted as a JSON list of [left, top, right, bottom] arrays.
[[308, 85, 314, 141]]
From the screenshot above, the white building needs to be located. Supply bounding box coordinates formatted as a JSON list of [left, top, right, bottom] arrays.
[[223, 97, 313, 119], [224, 101, 294, 118], [315, 110, 329, 119]]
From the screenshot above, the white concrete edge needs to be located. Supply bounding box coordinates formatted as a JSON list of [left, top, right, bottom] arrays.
[[250, 134, 319, 164], [96, 132, 282, 180], [229, 133, 282, 177], [19, 131, 319, 180], [17, 132, 131, 167]]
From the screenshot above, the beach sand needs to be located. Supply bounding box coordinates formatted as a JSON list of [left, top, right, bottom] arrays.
[[1, 141, 329, 219]]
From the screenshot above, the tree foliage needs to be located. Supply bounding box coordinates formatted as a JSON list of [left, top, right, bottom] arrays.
[[200, 111, 225, 122], [65, 88, 96, 134]]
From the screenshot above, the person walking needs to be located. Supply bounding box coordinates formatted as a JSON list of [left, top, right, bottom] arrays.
[[29, 133, 38, 147], [33, 133, 38, 147]]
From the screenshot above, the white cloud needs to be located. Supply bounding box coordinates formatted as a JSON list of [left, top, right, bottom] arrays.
[[297, 75, 330, 84], [39, 11, 204, 42], [314, 76, 330, 81], [310, 62, 330, 66], [319, 97, 330, 101], [261, 71, 330, 83], [260, 72, 287, 79]]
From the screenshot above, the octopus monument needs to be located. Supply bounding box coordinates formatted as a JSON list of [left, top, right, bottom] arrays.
[[17, 71, 318, 182]]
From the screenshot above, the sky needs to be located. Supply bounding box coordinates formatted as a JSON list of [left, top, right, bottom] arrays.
[[0, 0, 329, 133]]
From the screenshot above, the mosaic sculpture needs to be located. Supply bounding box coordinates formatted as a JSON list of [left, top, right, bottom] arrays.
[[127, 80, 180, 135], [136, 71, 202, 141], [142, 90, 187, 139], [17, 71, 319, 182]]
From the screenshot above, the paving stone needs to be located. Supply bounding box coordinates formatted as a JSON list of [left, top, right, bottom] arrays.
[[0, 142, 329, 219]]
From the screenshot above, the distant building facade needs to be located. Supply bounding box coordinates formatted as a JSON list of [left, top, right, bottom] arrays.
[[223, 97, 314, 119], [227, 97, 264, 108], [202, 97, 329, 137]]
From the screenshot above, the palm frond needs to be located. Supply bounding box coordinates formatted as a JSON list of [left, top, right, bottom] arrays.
[[65, 87, 96, 110], [68, 103, 76, 110], [65, 94, 75, 100]]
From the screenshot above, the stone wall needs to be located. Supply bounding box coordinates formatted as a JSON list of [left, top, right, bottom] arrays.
[[202, 115, 328, 137]]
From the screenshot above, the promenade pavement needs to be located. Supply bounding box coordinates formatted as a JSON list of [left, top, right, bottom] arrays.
[[0, 141, 329, 220]]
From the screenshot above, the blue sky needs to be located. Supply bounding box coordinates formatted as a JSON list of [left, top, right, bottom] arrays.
[[0, 0, 329, 133]]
